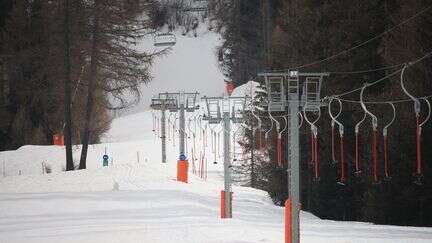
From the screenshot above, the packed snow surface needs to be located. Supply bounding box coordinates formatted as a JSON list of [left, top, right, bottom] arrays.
[[1, 109, 432, 243]]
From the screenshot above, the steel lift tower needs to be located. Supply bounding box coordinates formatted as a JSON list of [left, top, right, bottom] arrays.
[[201, 95, 250, 218], [258, 71, 328, 243], [151, 92, 200, 166]]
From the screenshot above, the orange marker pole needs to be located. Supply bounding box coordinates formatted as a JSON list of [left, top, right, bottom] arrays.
[[285, 199, 292, 243], [177, 154, 188, 183], [221, 190, 233, 218]]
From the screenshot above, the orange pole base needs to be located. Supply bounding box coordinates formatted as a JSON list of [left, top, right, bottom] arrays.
[[285, 199, 292, 243], [177, 160, 188, 183], [221, 190, 233, 218], [285, 199, 301, 243]]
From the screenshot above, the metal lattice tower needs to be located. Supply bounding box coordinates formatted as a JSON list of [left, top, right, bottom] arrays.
[[258, 71, 328, 243], [201, 95, 250, 218], [151, 92, 199, 162]]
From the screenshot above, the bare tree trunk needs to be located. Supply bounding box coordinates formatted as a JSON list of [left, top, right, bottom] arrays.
[[79, 0, 100, 169], [64, 0, 74, 171]]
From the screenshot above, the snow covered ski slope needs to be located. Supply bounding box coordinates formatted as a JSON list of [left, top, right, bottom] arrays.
[[1, 108, 432, 243], [0, 22, 432, 243]]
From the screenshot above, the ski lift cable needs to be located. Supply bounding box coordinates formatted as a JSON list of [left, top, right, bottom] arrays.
[[280, 116, 288, 136], [269, 108, 282, 166], [383, 103, 396, 137], [278, 115, 289, 166], [360, 84, 379, 129], [232, 124, 244, 162], [297, 112, 304, 129], [329, 50, 432, 99], [187, 117, 195, 136], [265, 63, 403, 75], [415, 98, 431, 184], [264, 110, 274, 143], [360, 84, 380, 183], [328, 97, 346, 184], [269, 110, 281, 134], [251, 106, 265, 149], [383, 102, 396, 180], [354, 111, 367, 175], [290, 4, 432, 70], [303, 105, 321, 180], [251, 106, 263, 135], [329, 64, 403, 75], [338, 94, 432, 104], [419, 98, 431, 129], [328, 97, 342, 165], [400, 64, 426, 181], [401, 64, 421, 114]]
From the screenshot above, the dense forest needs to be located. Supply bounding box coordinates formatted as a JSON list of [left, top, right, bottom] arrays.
[[211, 0, 432, 227], [0, 0, 160, 169]]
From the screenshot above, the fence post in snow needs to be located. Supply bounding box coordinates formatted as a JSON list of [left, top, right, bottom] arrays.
[[137, 151, 140, 163]]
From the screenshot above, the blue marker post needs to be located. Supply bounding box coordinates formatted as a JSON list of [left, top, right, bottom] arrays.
[[103, 154, 109, 167]]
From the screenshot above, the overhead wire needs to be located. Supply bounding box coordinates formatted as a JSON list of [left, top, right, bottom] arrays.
[[291, 4, 432, 70], [260, 63, 403, 75], [327, 50, 432, 100], [338, 95, 432, 105], [329, 64, 403, 75]]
